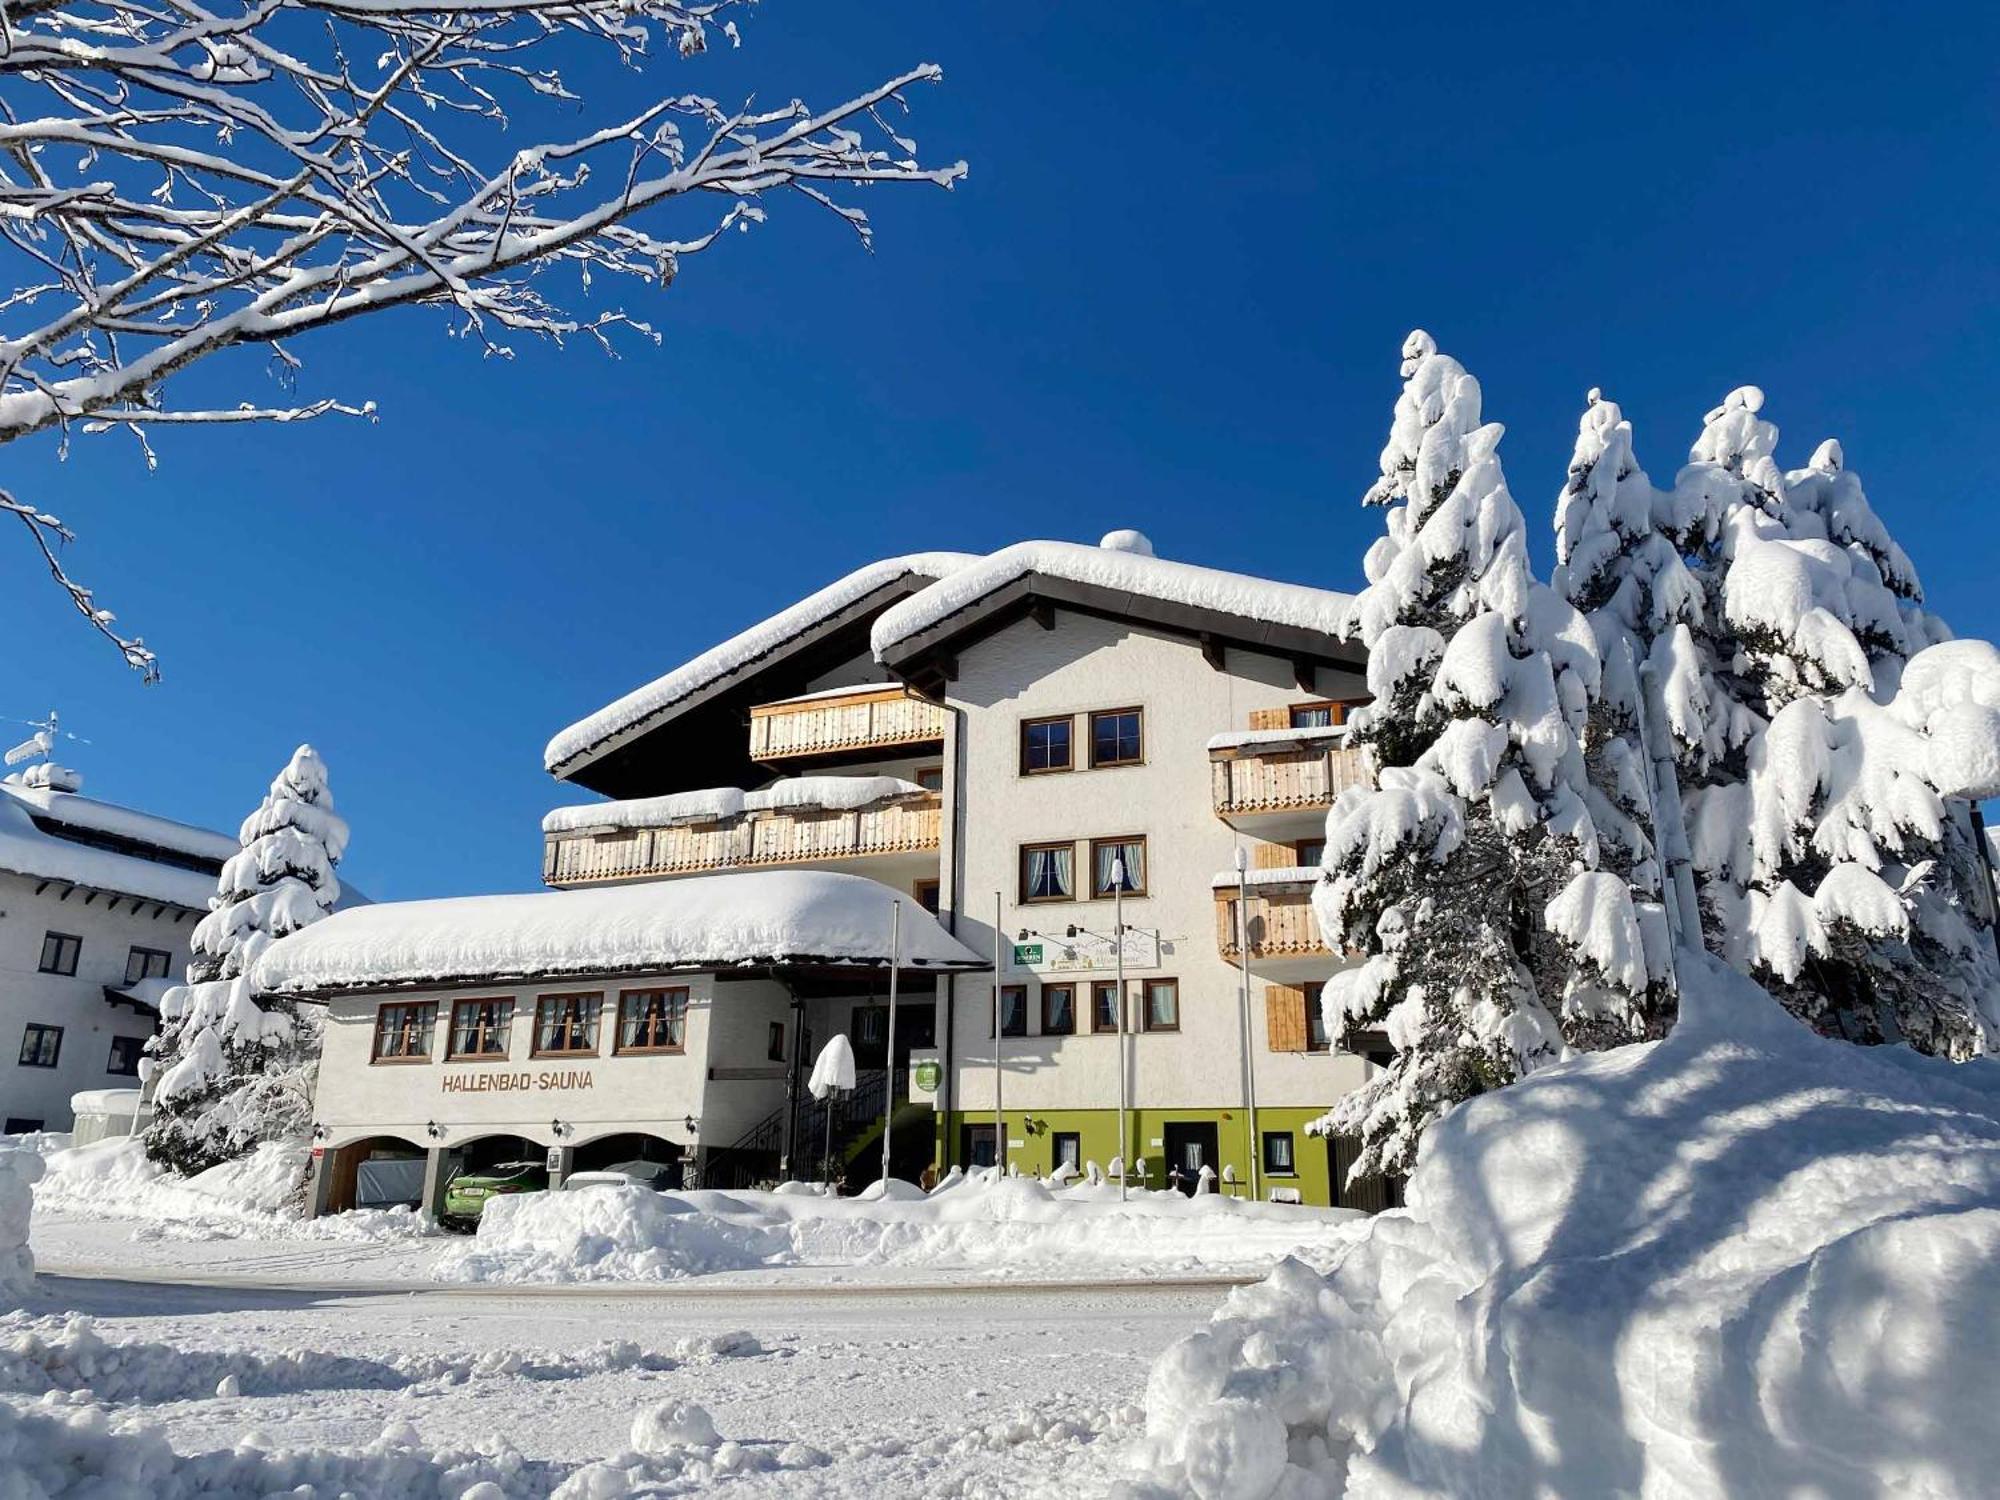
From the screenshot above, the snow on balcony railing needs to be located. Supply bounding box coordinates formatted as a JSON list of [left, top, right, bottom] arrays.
[[544, 784, 941, 888], [748, 684, 946, 763]]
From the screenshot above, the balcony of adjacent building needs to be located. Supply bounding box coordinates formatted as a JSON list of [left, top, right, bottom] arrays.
[[1208, 699, 1370, 843], [544, 776, 941, 891], [747, 683, 946, 770]]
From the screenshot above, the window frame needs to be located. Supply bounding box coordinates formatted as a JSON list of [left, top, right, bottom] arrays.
[[1088, 834, 1148, 899], [445, 997, 514, 1061], [371, 1001, 437, 1063], [1041, 982, 1077, 1036], [1018, 839, 1077, 904], [767, 1020, 787, 1063], [993, 984, 1029, 1039], [1018, 715, 1074, 776], [913, 878, 941, 914], [914, 763, 945, 792], [1087, 706, 1145, 769], [1288, 700, 1338, 729], [1052, 1130, 1082, 1172], [615, 987, 688, 1056], [124, 946, 173, 986], [37, 931, 81, 977], [1141, 977, 1180, 1033], [1293, 837, 1327, 869], [1304, 980, 1331, 1053], [106, 1035, 146, 1076], [18, 1022, 63, 1068], [532, 992, 603, 1059], [1262, 1130, 1297, 1176], [1090, 980, 1123, 1035]]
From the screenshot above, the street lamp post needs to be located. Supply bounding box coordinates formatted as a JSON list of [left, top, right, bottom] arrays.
[[881, 899, 902, 1187], [1236, 847, 1262, 1204], [1114, 856, 1129, 1203]]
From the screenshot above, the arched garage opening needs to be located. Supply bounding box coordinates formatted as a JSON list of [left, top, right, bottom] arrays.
[[452, 1132, 544, 1175], [323, 1134, 427, 1214], [571, 1132, 685, 1188]]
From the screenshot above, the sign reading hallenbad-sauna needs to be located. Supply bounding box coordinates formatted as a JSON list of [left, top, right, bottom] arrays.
[[441, 1067, 598, 1094]]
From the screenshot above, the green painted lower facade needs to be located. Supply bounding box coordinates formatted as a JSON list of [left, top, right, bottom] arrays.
[[930, 1106, 1340, 1207]]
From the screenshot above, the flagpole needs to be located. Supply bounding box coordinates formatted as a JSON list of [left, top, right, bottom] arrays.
[[993, 890, 1004, 1174], [881, 899, 901, 1186], [1115, 856, 1128, 1203], [1237, 847, 1262, 1204]]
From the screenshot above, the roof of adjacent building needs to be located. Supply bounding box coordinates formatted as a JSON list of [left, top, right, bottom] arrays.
[[0, 776, 230, 910], [544, 532, 1358, 786], [254, 868, 986, 996]]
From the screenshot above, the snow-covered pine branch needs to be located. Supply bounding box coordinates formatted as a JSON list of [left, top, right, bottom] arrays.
[[143, 745, 349, 1176], [0, 0, 963, 675], [1314, 332, 1656, 1182]]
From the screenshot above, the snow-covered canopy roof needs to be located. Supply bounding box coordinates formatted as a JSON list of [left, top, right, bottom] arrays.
[[0, 780, 228, 910], [543, 776, 928, 836], [543, 552, 973, 777], [254, 869, 986, 996], [870, 536, 1358, 677]]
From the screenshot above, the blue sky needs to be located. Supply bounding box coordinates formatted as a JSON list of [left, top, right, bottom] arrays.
[[3, 4, 1996, 901]]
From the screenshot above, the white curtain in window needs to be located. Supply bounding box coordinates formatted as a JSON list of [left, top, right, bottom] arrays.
[[1097, 840, 1143, 893], [1029, 845, 1073, 898]]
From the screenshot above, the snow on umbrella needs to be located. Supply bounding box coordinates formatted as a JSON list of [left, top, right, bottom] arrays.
[[807, 1034, 856, 1101]]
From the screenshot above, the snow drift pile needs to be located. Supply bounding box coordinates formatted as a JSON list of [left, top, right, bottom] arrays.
[[0, 1144, 42, 1304], [1127, 952, 2000, 1500]]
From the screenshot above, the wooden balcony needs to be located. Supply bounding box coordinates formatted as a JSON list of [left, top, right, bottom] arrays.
[[749, 685, 945, 765], [1209, 731, 1370, 821], [1216, 877, 1333, 960], [545, 791, 941, 888]]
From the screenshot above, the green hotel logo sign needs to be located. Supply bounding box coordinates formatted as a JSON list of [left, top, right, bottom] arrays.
[[1013, 942, 1044, 966], [912, 1059, 942, 1095]]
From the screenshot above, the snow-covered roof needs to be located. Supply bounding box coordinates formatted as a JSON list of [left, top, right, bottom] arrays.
[[1206, 724, 1352, 753], [254, 869, 987, 995], [0, 782, 225, 910], [870, 538, 1355, 664], [543, 777, 929, 836], [543, 553, 974, 776]]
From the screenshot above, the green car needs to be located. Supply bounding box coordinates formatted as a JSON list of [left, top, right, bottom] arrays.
[[440, 1160, 548, 1230]]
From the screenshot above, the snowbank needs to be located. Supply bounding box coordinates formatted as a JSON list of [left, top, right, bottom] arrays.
[[35, 1137, 430, 1244], [253, 867, 985, 994], [437, 1175, 1364, 1285], [0, 1144, 43, 1304], [1126, 952, 2000, 1499]]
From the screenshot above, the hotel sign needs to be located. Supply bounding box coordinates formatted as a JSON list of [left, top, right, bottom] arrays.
[[442, 1068, 597, 1094], [1010, 927, 1159, 974]]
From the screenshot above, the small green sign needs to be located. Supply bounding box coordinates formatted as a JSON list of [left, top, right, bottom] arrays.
[[912, 1059, 942, 1094], [1013, 943, 1043, 966]]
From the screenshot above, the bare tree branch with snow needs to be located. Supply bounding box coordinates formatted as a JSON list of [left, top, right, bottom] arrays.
[[0, 0, 964, 677]]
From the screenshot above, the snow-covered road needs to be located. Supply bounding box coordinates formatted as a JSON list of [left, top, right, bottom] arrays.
[[11, 1253, 1221, 1495]]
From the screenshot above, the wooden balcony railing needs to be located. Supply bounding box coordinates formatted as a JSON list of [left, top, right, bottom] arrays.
[[1216, 880, 1332, 959], [749, 685, 945, 763], [1210, 733, 1370, 817], [545, 791, 941, 887]]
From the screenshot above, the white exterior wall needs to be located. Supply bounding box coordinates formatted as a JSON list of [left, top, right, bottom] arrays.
[[310, 973, 795, 1159], [941, 612, 1372, 1114], [0, 872, 196, 1130]]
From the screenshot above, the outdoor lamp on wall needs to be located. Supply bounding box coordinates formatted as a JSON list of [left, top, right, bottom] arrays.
[[310, 1123, 326, 1142], [1065, 925, 1078, 938], [425, 1120, 442, 1140], [683, 1115, 698, 1135], [550, 1119, 565, 1138]]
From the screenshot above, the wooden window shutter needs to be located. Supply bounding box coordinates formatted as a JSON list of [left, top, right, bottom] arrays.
[[1252, 842, 1293, 870], [1266, 984, 1307, 1052], [1246, 707, 1290, 731]]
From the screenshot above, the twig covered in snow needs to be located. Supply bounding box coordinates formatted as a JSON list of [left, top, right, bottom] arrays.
[[0, 0, 963, 671]]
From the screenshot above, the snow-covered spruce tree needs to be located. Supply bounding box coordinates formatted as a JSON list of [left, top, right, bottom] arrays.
[[1315, 332, 1657, 1180], [1669, 396, 1997, 1051], [143, 747, 349, 1175]]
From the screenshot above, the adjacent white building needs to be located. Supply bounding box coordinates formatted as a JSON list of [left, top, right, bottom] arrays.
[[0, 763, 233, 1132], [293, 530, 1397, 1210]]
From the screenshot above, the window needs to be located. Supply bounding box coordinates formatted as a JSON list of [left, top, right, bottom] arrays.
[[534, 993, 602, 1056], [1020, 841, 1075, 903], [1289, 701, 1336, 729], [1020, 716, 1073, 774], [855, 1007, 886, 1044], [4, 1118, 42, 1133], [914, 879, 941, 915], [124, 947, 172, 985], [963, 1123, 998, 1169], [768, 1021, 787, 1062], [372, 1002, 436, 1062], [447, 998, 513, 1060], [915, 764, 945, 792], [993, 985, 1028, 1038], [1090, 836, 1147, 897], [106, 1036, 146, 1076], [1091, 981, 1122, 1034], [1089, 708, 1143, 768], [1042, 983, 1076, 1036], [1263, 1131, 1297, 1175], [37, 932, 80, 977], [616, 989, 687, 1054], [1305, 981, 1331, 1053], [1294, 838, 1326, 868], [1053, 1131, 1081, 1172], [1142, 978, 1180, 1032], [18, 1024, 62, 1068]]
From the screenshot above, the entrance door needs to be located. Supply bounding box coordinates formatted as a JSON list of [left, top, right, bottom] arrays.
[[1162, 1122, 1218, 1195], [961, 1123, 998, 1169]]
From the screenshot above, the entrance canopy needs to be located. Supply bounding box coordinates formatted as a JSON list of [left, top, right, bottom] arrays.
[[254, 868, 984, 997]]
